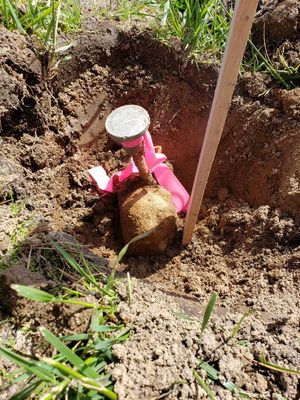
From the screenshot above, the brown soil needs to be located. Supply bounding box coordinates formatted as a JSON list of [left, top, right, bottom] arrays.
[[0, 2, 300, 399]]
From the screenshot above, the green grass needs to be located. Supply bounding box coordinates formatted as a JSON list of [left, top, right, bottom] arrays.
[[94, 0, 156, 22], [243, 40, 300, 90], [0, 0, 81, 62], [200, 291, 217, 335], [0, 0, 81, 37], [96, 0, 299, 89], [0, 239, 127, 399], [0, 229, 154, 398], [156, 0, 232, 59]]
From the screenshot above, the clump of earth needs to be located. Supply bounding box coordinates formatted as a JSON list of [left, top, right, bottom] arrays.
[[0, 0, 300, 399]]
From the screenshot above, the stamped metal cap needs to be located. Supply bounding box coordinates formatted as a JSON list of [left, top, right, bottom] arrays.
[[105, 105, 150, 143]]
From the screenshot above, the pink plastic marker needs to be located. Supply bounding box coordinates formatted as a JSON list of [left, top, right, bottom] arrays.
[[88, 105, 189, 212]]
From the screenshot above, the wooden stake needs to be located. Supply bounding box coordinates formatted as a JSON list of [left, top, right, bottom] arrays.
[[182, 0, 259, 245]]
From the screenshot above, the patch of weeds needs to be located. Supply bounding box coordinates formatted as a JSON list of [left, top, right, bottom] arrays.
[[154, 0, 232, 60], [10, 219, 32, 248], [0, 230, 152, 398], [243, 40, 299, 90], [60, 0, 81, 33], [0, 241, 123, 398], [94, 0, 156, 23], [0, 193, 26, 217], [0, 0, 79, 77]]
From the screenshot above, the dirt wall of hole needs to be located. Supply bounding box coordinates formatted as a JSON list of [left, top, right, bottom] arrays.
[[1, 22, 299, 218], [61, 27, 299, 216]]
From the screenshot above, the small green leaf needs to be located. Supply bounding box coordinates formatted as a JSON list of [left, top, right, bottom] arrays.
[[41, 328, 100, 379], [193, 369, 216, 400], [172, 311, 194, 321], [201, 292, 217, 334], [11, 285, 55, 302], [258, 357, 300, 376], [199, 361, 219, 380]]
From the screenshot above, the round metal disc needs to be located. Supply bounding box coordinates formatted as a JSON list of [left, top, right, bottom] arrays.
[[105, 105, 150, 143]]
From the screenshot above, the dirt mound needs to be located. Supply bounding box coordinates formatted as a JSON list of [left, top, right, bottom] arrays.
[[0, 28, 40, 129], [111, 279, 300, 399], [253, 0, 300, 47]]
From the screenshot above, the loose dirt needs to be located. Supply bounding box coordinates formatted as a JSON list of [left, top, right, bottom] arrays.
[[0, 1, 299, 399]]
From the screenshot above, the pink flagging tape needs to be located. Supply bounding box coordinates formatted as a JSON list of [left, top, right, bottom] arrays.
[[88, 131, 189, 212]]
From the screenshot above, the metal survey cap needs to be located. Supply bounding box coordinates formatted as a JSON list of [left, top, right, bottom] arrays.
[[105, 105, 150, 143]]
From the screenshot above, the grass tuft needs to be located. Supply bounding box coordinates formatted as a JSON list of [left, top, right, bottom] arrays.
[[0, 238, 126, 398]]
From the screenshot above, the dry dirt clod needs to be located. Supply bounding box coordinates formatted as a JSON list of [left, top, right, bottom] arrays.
[[119, 184, 177, 255], [253, 0, 300, 47]]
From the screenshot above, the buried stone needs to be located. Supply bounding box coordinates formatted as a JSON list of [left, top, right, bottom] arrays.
[[119, 183, 177, 256]]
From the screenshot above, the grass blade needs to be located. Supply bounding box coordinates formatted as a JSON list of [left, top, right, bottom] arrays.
[[201, 292, 217, 334], [114, 227, 156, 266], [127, 272, 132, 306], [11, 284, 55, 302], [199, 361, 218, 380], [41, 328, 100, 379], [4, 0, 26, 33], [0, 346, 54, 382], [230, 309, 254, 339], [193, 369, 216, 400], [258, 357, 300, 376]]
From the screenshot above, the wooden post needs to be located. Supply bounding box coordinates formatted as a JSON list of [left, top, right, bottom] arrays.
[[182, 0, 259, 245]]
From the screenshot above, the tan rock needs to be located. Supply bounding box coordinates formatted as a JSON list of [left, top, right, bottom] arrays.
[[119, 184, 177, 255]]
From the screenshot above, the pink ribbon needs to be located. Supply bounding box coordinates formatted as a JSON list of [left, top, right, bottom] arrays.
[[88, 131, 189, 212]]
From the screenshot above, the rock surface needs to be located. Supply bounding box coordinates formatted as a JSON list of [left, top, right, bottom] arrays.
[[119, 184, 177, 255]]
